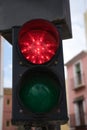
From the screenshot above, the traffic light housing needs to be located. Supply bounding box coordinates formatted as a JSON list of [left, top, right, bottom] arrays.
[[12, 19, 68, 126], [0, 0, 72, 43]]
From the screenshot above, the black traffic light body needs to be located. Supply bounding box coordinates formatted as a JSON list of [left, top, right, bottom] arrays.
[[12, 20, 68, 126]]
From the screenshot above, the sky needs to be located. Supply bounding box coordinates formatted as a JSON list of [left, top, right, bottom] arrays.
[[3, 0, 87, 87]]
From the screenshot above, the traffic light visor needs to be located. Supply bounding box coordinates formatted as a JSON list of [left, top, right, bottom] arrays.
[[18, 19, 60, 64]]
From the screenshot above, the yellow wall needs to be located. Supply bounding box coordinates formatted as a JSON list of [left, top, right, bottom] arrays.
[[61, 124, 69, 130]]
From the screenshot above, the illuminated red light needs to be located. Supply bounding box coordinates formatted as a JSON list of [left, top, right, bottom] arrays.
[[18, 19, 60, 64]]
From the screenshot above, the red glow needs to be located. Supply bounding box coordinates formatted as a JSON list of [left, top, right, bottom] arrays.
[[18, 19, 60, 64]]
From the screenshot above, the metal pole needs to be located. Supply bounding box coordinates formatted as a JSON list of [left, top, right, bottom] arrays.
[[0, 36, 4, 130]]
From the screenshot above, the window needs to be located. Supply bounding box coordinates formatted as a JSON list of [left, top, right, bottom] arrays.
[[74, 61, 83, 87], [74, 99, 85, 126], [7, 99, 10, 105], [6, 120, 10, 127], [75, 63, 82, 84], [78, 101, 85, 125]]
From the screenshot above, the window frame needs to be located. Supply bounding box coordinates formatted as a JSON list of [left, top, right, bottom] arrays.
[[73, 60, 83, 88]]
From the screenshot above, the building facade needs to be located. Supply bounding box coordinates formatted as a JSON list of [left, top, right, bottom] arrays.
[[66, 51, 87, 130], [3, 88, 18, 130]]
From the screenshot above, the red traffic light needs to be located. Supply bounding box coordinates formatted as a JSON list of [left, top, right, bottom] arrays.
[[18, 19, 60, 64]]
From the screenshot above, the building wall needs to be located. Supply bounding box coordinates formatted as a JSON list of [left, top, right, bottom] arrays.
[[61, 124, 69, 130], [66, 52, 87, 129], [3, 88, 18, 130], [67, 53, 87, 108]]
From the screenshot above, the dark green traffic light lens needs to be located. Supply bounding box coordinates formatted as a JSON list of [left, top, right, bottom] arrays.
[[19, 68, 61, 113]]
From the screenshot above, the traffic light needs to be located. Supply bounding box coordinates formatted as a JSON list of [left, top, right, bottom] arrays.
[[12, 19, 68, 126]]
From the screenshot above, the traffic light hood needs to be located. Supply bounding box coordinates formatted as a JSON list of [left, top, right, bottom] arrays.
[[0, 0, 72, 43]]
